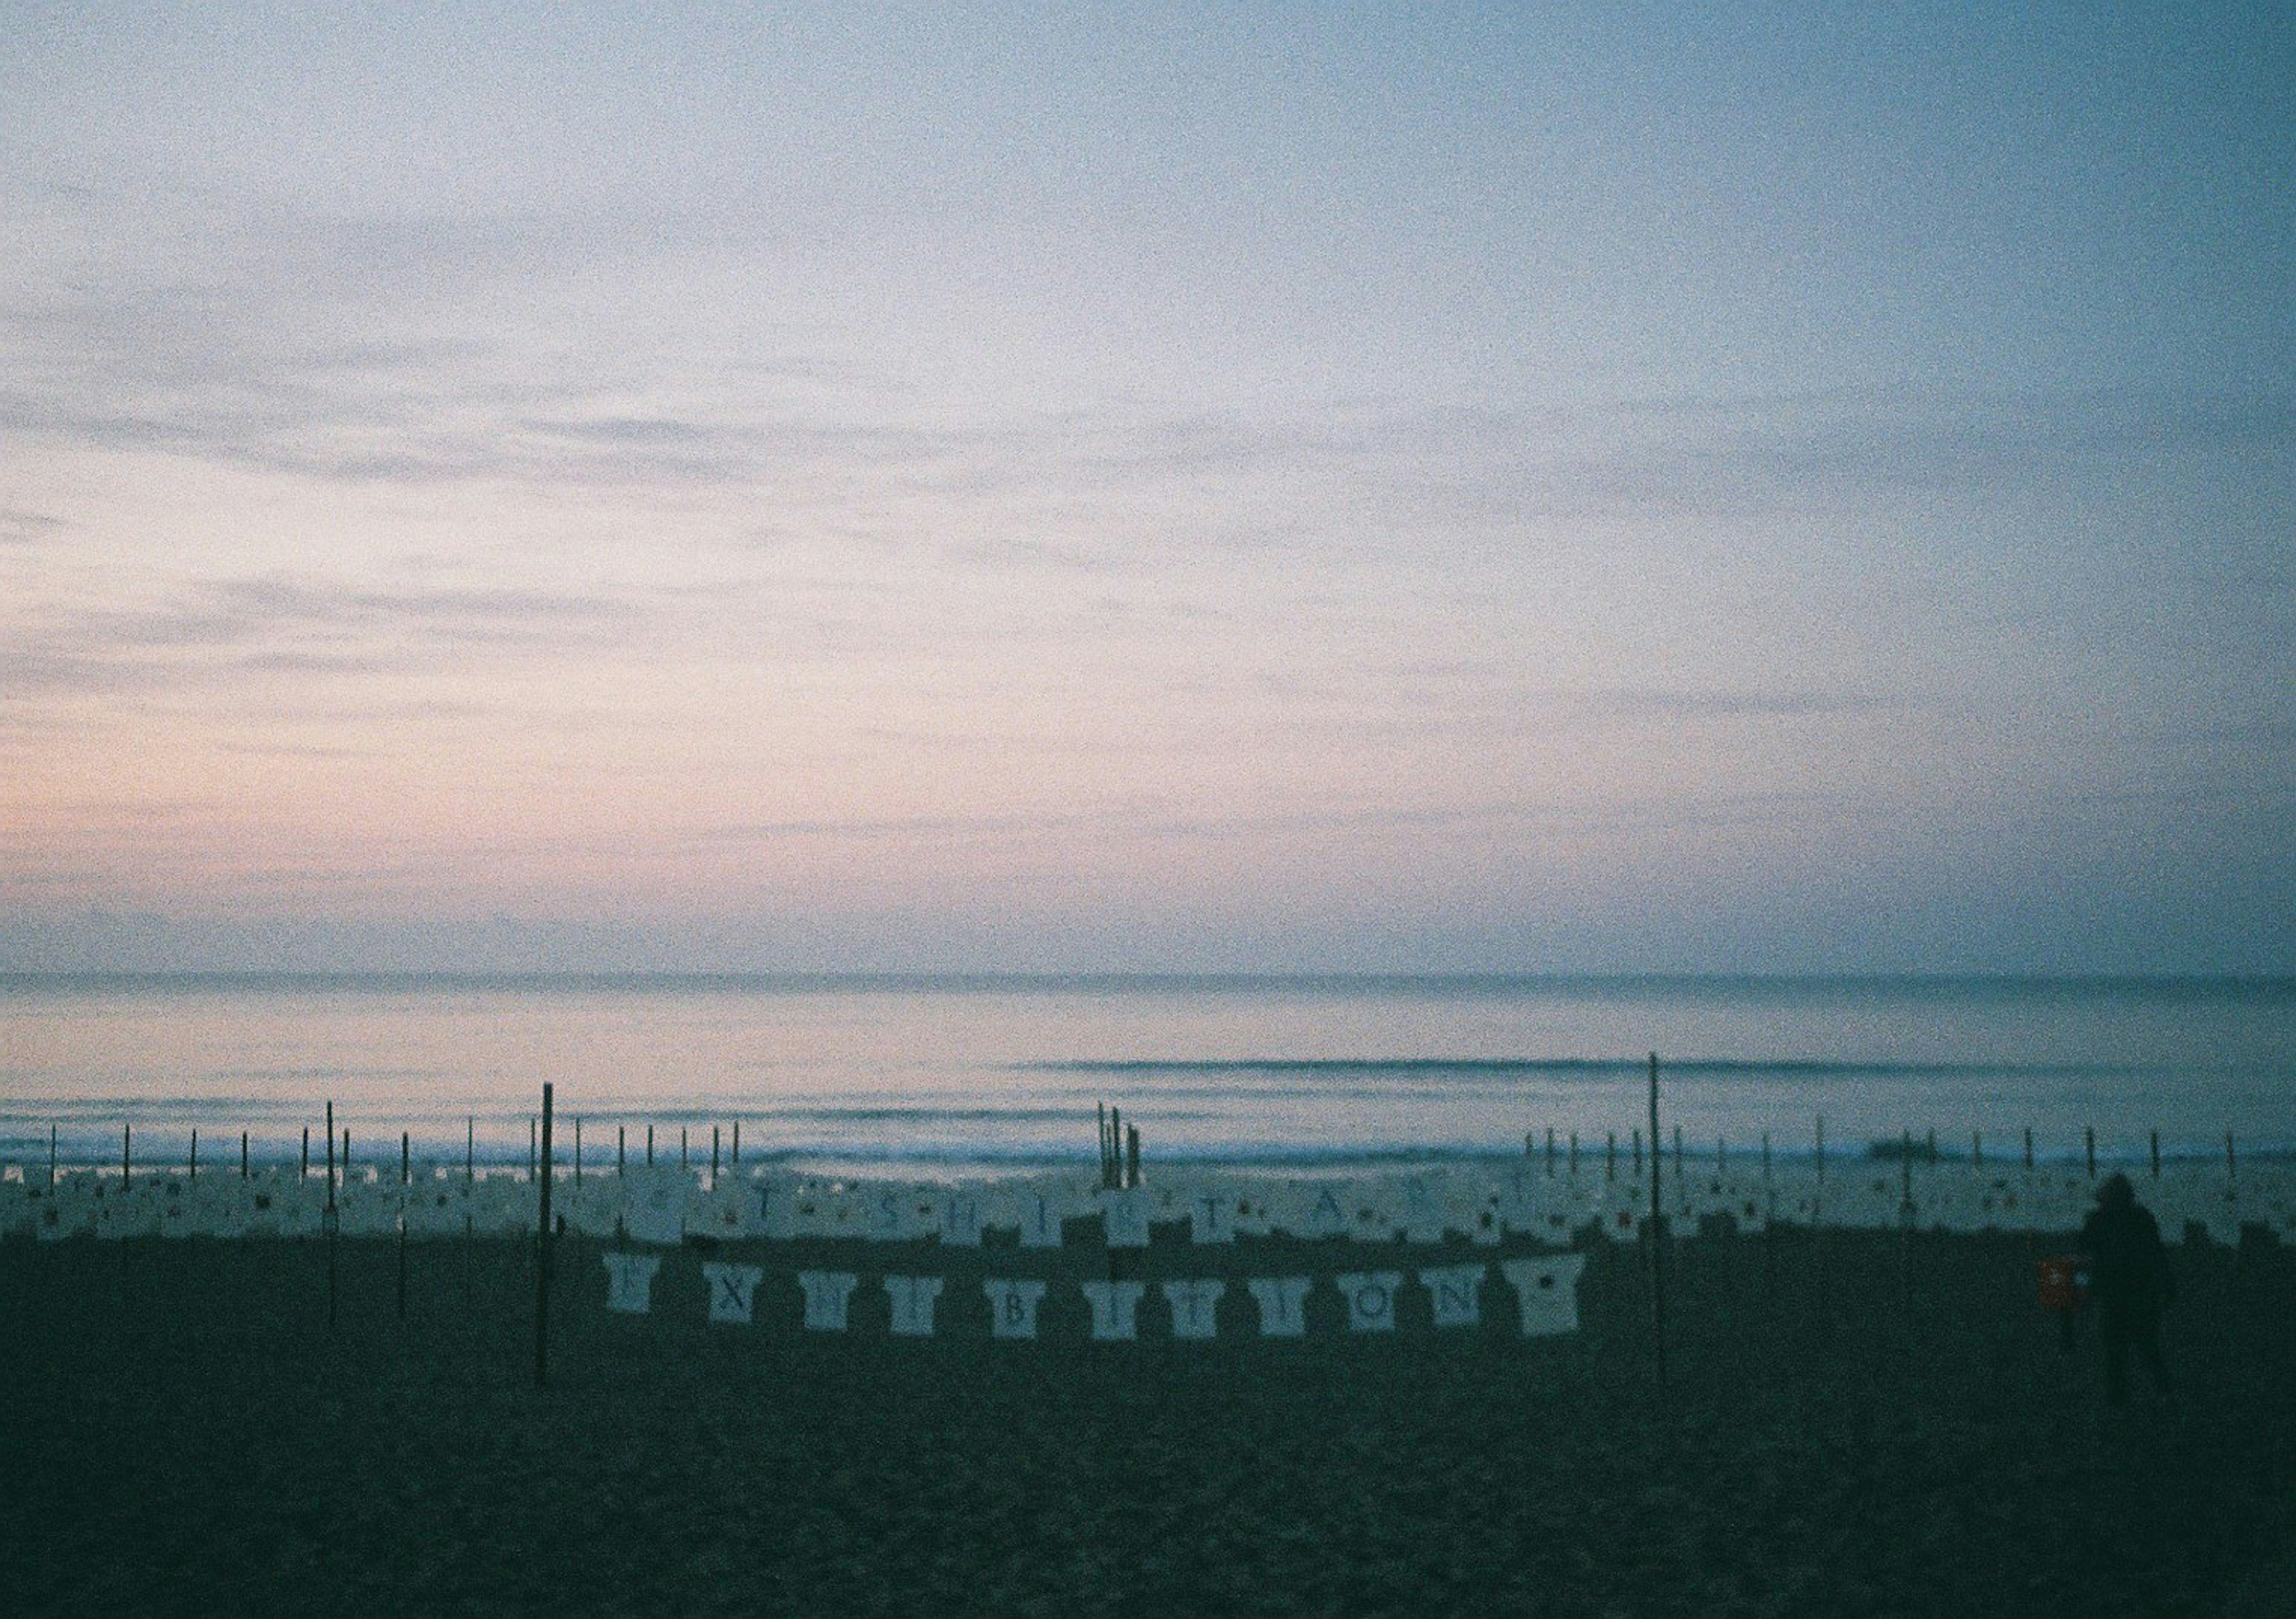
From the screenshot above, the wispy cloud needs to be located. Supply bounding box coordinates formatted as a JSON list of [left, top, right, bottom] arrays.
[[4, 573, 652, 697]]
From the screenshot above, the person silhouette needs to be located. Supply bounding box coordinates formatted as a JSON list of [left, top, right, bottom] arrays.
[[2080, 1173, 2175, 1404]]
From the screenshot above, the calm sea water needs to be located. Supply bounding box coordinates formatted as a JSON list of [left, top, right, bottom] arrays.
[[1, 975, 2289, 1175]]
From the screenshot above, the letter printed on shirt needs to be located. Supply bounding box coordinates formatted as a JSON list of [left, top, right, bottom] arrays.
[[1162, 1278, 1226, 1341], [884, 1274, 945, 1337], [602, 1251, 662, 1315], [941, 1192, 984, 1247], [796, 1269, 859, 1331], [1190, 1191, 1235, 1244], [1019, 1190, 1065, 1249], [1079, 1279, 1146, 1340], [982, 1278, 1049, 1339], [1418, 1263, 1486, 1328], [1102, 1190, 1150, 1250], [1245, 1275, 1312, 1337], [1336, 1270, 1403, 1332], [703, 1261, 765, 1325]]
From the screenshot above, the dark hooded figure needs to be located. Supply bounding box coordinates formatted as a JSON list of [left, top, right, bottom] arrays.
[[2080, 1172, 2175, 1403]]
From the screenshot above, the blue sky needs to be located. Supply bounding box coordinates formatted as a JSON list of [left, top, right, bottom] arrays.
[[2, 3, 2290, 973]]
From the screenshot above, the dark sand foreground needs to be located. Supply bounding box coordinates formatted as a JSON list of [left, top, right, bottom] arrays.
[[5, 1220, 2294, 1618]]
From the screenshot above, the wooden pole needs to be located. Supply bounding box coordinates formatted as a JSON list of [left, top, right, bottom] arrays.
[[190, 1128, 198, 1181], [301, 1126, 310, 1181], [1605, 1130, 1616, 1181], [1813, 1114, 1828, 1331], [712, 1124, 720, 1179], [241, 1131, 249, 1179], [1899, 1127, 1915, 1324], [50, 1124, 58, 1193], [2084, 1127, 2096, 1178], [618, 1125, 625, 1177], [466, 1117, 475, 1182], [646, 1124, 654, 1166], [1126, 1123, 1140, 1188], [574, 1117, 582, 1184], [2150, 1129, 2160, 1178], [2024, 1127, 2034, 1170], [1631, 1127, 1641, 1175], [529, 1117, 538, 1180], [680, 1128, 688, 1172], [2226, 1130, 2236, 1181], [1973, 1131, 1981, 1169], [732, 1119, 740, 1164], [535, 1083, 554, 1389], [1546, 1128, 1556, 1169], [1760, 1129, 1775, 1296], [1568, 1132, 1578, 1175], [1646, 1053, 1666, 1383], [123, 1122, 132, 1186], [398, 1131, 410, 1321], [325, 1100, 337, 1333]]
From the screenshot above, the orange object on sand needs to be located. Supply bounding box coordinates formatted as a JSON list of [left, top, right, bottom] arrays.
[[2038, 1256, 2091, 1313]]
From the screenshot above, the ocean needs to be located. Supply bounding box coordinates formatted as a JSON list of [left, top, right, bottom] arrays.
[[2, 973, 2289, 1175]]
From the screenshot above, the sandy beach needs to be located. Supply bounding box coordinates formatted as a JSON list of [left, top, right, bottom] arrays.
[[4, 1219, 2293, 1618]]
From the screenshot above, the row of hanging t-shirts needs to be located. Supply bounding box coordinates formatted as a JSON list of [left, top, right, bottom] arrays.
[[600, 1252, 1589, 1339], [4, 1159, 2289, 1245]]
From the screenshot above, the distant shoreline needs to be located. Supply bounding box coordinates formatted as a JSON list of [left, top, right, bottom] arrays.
[[6, 969, 2293, 995]]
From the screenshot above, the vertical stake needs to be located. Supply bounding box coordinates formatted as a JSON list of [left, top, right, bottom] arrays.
[[732, 1120, 740, 1164], [50, 1123, 58, 1193], [2023, 1128, 2034, 1170], [574, 1116, 582, 1184], [680, 1128, 688, 1172], [1973, 1131, 1981, 1169], [1605, 1131, 1616, 1181], [398, 1131, 410, 1321], [2225, 1131, 2236, 1181], [241, 1131, 249, 1179], [301, 1127, 310, 1181], [190, 1128, 198, 1181], [1646, 1052, 1666, 1383], [536, 1083, 554, 1389], [1568, 1132, 1578, 1175], [1126, 1123, 1140, 1188], [123, 1123, 132, 1186], [325, 1101, 338, 1333], [2084, 1127, 2096, 1179], [646, 1125, 654, 1167], [1899, 1128, 1915, 1325], [2150, 1130, 2160, 1178], [618, 1125, 626, 1177], [1632, 1127, 1642, 1175], [712, 1125, 721, 1180], [1546, 1128, 1556, 1169]]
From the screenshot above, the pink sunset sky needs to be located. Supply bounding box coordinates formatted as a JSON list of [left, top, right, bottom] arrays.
[[4, 5, 2290, 974]]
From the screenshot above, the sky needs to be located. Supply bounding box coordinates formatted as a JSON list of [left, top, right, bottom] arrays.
[[2, 2, 2291, 976]]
